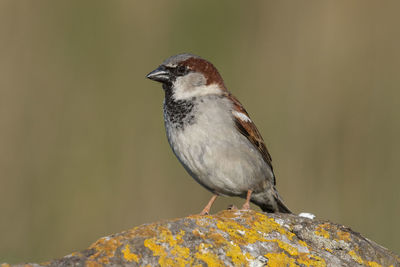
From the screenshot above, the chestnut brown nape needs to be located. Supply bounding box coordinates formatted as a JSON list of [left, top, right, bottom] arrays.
[[182, 57, 226, 89]]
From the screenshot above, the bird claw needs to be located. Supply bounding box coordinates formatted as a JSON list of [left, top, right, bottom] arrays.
[[241, 203, 251, 210], [199, 209, 210, 215], [227, 204, 238, 210]]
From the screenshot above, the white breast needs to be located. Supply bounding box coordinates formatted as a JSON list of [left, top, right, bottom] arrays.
[[164, 95, 273, 196]]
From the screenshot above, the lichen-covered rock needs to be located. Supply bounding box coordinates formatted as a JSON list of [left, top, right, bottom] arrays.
[[4, 210, 400, 266]]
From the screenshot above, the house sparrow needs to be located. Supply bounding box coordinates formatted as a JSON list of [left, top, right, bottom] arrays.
[[146, 53, 291, 214]]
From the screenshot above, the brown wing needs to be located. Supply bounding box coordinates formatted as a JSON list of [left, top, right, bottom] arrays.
[[225, 93, 275, 184]]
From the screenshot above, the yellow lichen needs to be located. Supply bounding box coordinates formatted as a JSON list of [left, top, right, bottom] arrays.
[[74, 210, 394, 267], [132, 224, 157, 237], [273, 239, 325, 266], [315, 224, 330, 239], [216, 219, 250, 244], [225, 241, 250, 265], [194, 216, 211, 227], [274, 239, 300, 256], [166, 230, 190, 264], [367, 262, 383, 267], [297, 254, 326, 267], [144, 227, 191, 266], [1, 264, 11, 267], [209, 211, 326, 266], [195, 243, 224, 265], [194, 218, 255, 265], [298, 239, 309, 248], [265, 251, 327, 267], [192, 228, 204, 239], [214, 211, 296, 246], [348, 250, 384, 267], [336, 230, 351, 242], [253, 213, 297, 241], [207, 230, 226, 245], [88, 236, 122, 264], [143, 237, 170, 266], [122, 244, 139, 263], [264, 252, 296, 267]]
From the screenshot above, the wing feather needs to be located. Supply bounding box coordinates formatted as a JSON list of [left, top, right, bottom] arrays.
[[225, 93, 275, 185]]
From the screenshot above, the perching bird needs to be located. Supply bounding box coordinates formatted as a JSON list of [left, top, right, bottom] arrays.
[[146, 53, 291, 214]]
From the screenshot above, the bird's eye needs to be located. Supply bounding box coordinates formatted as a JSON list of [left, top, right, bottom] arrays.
[[176, 65, 186, 76]]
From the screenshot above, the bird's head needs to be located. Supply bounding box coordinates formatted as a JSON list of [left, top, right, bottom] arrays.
[[146, 53, 226, 100]]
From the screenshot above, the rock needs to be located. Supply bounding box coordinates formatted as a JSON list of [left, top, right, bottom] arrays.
[[4, 210, 399, 266]]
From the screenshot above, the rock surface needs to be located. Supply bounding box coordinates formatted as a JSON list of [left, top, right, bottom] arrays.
[[4, 210, 400, 266]]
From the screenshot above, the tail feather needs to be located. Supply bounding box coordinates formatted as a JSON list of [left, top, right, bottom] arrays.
[[255, 195, 292, 214], [258, 199, 291, 213], [274, 197, 292, 213], [250, 189, 292, 213]]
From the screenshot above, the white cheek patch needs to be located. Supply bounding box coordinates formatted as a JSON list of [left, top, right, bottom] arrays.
[[173, 82, 222, 100], [232, 111, 252, 122]]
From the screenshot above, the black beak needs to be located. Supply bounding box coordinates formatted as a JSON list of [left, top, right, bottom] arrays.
[[146, 65, 171, 83]]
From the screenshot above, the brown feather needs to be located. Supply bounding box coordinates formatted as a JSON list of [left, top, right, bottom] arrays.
[[182, 57, 227, 89], [225, 92, 275, 185]]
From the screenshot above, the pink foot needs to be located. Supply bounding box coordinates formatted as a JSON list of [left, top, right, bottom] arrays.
[[241, 202, 251, 210]]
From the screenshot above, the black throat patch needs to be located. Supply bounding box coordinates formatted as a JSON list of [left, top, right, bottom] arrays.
[[163, 83, 196, 130]]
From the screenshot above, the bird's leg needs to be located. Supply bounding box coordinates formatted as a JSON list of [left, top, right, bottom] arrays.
[[200, 194, 218, 215], [241, 190, 253, 210]]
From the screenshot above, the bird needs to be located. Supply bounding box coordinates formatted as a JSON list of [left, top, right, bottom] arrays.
[[146, 53, 291, 215]]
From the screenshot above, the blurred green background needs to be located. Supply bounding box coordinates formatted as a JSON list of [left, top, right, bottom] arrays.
[[1, 0, 399, 263]]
